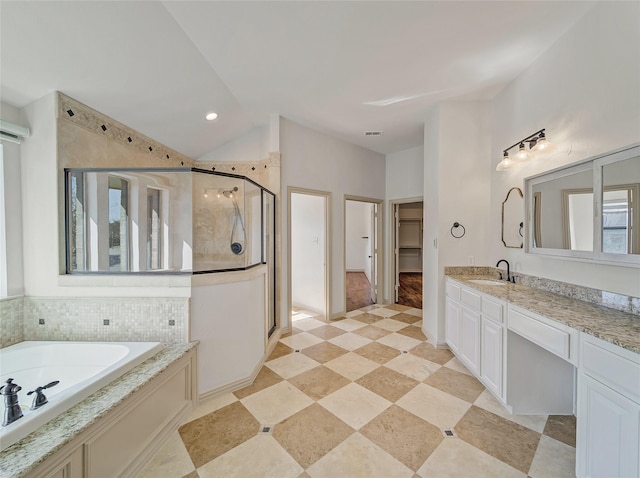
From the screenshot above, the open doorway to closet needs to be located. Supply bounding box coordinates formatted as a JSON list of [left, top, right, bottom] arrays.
[[345, 197, 382, 312], [392, 201, 423, 309], [289, 188, 330, 326]]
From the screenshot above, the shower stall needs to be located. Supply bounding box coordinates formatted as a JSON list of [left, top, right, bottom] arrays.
[[64, 167, 277, 335]]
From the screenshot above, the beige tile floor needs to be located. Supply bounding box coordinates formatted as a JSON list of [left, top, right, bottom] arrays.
[[137, 305, 576, 478]]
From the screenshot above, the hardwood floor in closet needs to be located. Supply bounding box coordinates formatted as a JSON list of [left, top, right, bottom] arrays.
[[398, 272, 422, 309], [346, 272, 374, 312]]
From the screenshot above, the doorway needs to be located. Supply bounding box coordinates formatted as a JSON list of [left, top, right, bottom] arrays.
[[392, 200, 423, 309], [345, 197, 382, 312], [289, 188, 330, 326]]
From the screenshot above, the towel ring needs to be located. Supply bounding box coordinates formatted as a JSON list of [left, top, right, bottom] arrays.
[[451, 222, 465, 239]]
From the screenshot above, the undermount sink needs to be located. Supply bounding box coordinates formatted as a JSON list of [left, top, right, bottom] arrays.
[[468, 279, 506, 286]]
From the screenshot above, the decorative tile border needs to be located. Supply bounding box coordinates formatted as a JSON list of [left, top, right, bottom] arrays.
[[57, 93, 194, 168], [0, 297, 24, 349], [195, 151, 281, 191], [444, 266, 639, 316], [22, 297, 189, 343]]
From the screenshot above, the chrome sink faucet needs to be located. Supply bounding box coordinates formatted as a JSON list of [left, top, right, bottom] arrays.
[[496, 259, 515, 283]]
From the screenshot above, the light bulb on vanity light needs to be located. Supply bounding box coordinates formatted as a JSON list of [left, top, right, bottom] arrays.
[[515, 142, 531, 162], [496, 151, 514, 171], [531, 131, 555, 153]]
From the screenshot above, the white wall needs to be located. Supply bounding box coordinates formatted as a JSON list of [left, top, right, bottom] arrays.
[[345, 200, 372, 282], [280, 118, 385, 323], [385, 146, 424, 302], [0, 102, 24, 297], [195, 125, 269, 162], [386, 146, 424, 200], [490, 1, 640, 297], [291, 192, 325, 315], [423, 101, 493, 345], [191, 273, 266, 395]]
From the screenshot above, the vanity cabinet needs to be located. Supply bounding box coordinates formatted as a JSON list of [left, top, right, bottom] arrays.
[[460, 306, 481, 375], [445, 278, 506, 401], [445, 296, 460, 353], [577, 334, 640, 478], [480, 312, 504, 398]]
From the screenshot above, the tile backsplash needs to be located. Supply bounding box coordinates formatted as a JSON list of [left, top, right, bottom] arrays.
[[0, 297, 25, 348], [1, 296, 189, 348]]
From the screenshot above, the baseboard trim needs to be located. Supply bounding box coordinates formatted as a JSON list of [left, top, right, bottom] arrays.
[[197, 328, 284, 403], [198, 357, 264, 403]]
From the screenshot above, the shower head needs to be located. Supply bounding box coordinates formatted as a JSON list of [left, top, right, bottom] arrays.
[[223, 186, 239, 198]]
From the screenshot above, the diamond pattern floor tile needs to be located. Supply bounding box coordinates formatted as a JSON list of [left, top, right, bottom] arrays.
[[240, 381, 314, 425], [140, 304, 578, 478], [353, 342, 401, 364], [356, 367, 419, 403], [360, 405, 443, 471], [301, 341, 349, 363], [423, 366, 485, 403], [323, 352, 380, 381], [288, 365, 350, 400], [455, 405, 541, 474], [305, 433, 414, 478], [318, 383, 391, 430], [197, 435, 303, 478], [179, 401, 260, 468], [273, 403, 354, 468], [327, 331, 373, 350], [265, 352, 320, 379]]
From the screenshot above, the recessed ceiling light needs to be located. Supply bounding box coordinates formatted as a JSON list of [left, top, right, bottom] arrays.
[[205, 112, 218, 121]]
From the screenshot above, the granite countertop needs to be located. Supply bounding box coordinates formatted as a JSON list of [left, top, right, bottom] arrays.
[[446, 273, 640, 355], [0, 341, 198, 478]]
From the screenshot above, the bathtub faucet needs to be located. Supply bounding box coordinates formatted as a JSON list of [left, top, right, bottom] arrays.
[[28, 381, 60, 410], [1, 378, 23, 426]]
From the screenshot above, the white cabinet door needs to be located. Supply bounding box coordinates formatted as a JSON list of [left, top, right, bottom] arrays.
[[577, 373, 640, 478], [460, 305, 480, 374], [445, 297, 460, 353], [480, 317, 503, 399]]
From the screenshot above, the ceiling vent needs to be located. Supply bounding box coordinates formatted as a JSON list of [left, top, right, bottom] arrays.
[[0, 120, 30, 144], [365, 131, 383, 137]]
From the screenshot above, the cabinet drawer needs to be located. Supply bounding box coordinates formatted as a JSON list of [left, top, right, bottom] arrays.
[[482, 296, 503, 324], [581, 335, 640, 403], [508, 308, 571, 361], [460, 287, 481, 310], [446, 280, 460, 300]]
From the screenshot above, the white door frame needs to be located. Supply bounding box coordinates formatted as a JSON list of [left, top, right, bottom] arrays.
[[287, 187, 331, 330], [344, 195, 383, 312], [388, 197, 424, 305]]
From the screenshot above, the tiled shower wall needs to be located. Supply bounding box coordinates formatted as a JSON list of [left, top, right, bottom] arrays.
[[0, 297, 25, 348], [1, 297, 189, 348]]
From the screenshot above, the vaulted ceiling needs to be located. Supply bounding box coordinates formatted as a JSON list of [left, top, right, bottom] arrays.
[[0, 1, 595, 157]]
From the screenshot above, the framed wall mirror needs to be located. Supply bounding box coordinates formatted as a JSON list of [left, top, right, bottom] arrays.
[[525, 143, 640, 267], [501, 187, 524, 248]]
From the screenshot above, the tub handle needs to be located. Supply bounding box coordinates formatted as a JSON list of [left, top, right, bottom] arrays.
[[27, 381, 60, 410]]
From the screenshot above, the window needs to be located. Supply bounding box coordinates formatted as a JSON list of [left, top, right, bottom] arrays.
[[108, 176, 129, 271], [68, 171, 86, 271], [603, 188, 634, 254], [0, 145, 6, 297], [146, 187, 162, 269]]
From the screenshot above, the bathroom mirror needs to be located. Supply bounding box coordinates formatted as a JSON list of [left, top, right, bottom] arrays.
[[501, 187, 524, 248], [601, 157, 640, 255], [525, 143, 640, 266]]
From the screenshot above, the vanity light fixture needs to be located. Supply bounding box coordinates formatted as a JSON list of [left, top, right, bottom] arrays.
[[205, 112, 218, 121], [496, 128, 553, 171]]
